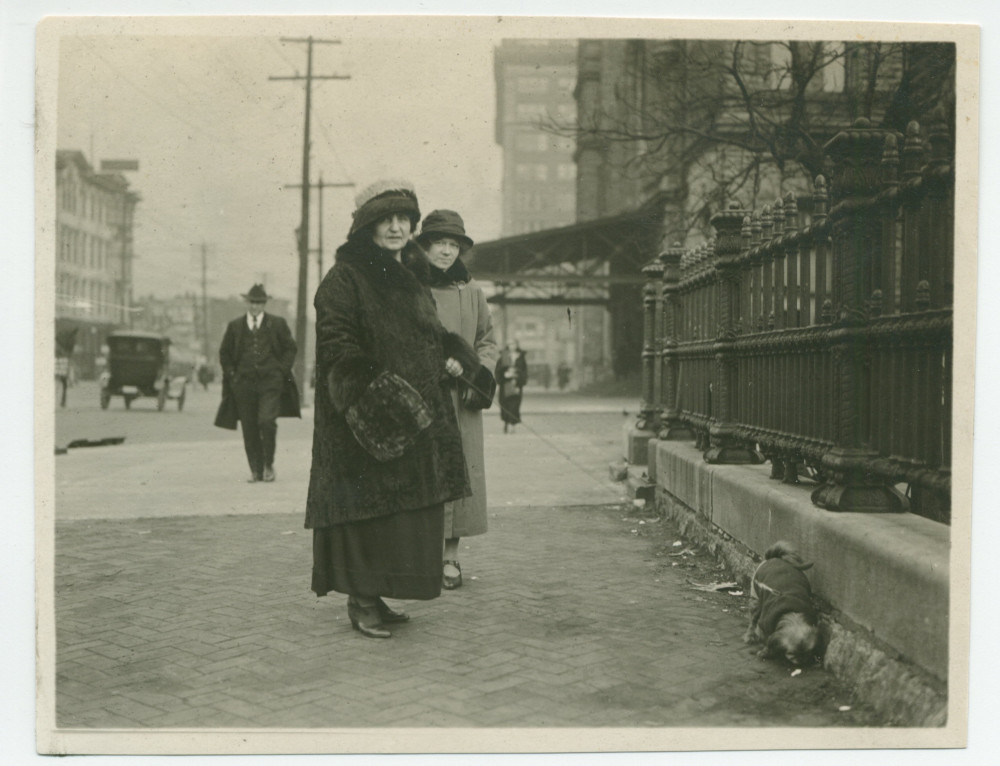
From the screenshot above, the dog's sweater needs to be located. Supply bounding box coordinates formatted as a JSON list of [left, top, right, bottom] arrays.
[[754, 558, 815, 636]]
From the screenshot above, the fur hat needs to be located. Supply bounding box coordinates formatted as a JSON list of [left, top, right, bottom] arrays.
[[417, 209, 474, 250], [344, 371, 433, 462], [349, 179, 421, 238]]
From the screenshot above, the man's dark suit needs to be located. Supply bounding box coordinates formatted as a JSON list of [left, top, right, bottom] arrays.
[[218, 312, 298, 480]]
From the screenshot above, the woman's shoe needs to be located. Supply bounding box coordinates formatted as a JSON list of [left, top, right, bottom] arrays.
[[376, 597, 410, 624], [442, 560, 463, 590], [347, 598, 391, 639]]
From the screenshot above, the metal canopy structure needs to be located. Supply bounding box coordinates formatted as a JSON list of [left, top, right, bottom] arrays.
[[465, 194, 666, 305], [465, 194, 666, 377]]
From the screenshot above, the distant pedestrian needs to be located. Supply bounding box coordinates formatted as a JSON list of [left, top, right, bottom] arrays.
[[557, 361, 571, 390], [418, 209, 499, 590], [55, 355, 70, 408], [305, 181, 481, 639], [197, 363, 213, 391], [496, 339, 528, 433], [214, 284, 299, 483], [55, 326, 78, 408]]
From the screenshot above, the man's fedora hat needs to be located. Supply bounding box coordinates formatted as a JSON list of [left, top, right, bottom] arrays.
[[242, 284, 270, 302]]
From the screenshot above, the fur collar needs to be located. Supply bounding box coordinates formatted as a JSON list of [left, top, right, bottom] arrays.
[[335, 237, 432, 288], [427, 257, 471, 287]]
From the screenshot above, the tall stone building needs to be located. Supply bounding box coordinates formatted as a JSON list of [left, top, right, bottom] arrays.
[[494, 39, 578, 236], [489, 39, 595, 387], [55, 150, 140, 379]]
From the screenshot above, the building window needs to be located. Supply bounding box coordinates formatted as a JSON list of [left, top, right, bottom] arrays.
[[556, 163, 577, 181], [515, 103, 548, 122], [516, 133, 549, 152], [822, 43, 846, 92], [556, 76, 576, 93], [517, 77, 548, 94], [553, 103, 576, 123]]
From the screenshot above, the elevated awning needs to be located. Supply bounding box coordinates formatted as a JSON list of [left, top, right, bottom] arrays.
[[465, 194, 665, 290]]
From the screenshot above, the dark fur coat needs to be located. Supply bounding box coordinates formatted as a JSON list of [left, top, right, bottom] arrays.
[[304, 237, 480, 529]]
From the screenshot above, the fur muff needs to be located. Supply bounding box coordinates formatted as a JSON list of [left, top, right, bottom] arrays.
[[326, 353, 380, 413], [305, 237, 471, 529]]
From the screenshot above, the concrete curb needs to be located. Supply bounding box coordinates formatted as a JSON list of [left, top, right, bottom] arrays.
[[648, 438, 950, 727]]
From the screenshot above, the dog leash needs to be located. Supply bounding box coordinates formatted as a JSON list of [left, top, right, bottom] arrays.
[[459, 372, 627, 504]]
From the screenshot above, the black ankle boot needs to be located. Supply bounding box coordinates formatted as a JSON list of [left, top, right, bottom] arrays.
[[347, 598, 391, 639]]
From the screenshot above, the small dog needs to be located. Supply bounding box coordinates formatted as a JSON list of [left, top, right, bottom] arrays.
[[743, 541, 823, 666]]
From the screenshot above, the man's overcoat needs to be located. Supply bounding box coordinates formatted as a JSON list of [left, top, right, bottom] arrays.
[[214, 312, 300, 429], [304, 239, 479, 529]]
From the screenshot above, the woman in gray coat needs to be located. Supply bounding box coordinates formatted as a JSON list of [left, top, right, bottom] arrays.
[[417, 210, 499, 590]]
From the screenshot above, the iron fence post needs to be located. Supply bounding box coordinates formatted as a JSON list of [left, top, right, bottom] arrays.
[[705, 203, 759, 464], [657, 242, 693, 441], [637, 257, 665, 431], [812, 118, 907, 512]]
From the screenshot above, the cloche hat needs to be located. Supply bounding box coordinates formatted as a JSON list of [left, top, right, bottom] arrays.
[[349, 179, 421, 238], [417, 209, 474, 250], [241, 284, 270, 302]]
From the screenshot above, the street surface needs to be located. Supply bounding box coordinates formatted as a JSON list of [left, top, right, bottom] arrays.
[[51, 382, 885, 728]]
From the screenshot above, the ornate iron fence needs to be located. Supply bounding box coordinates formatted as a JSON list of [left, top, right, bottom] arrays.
[[640, 112, 953, 523]]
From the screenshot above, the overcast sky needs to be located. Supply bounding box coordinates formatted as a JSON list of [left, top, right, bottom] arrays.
[[57, 26, 504, 305]]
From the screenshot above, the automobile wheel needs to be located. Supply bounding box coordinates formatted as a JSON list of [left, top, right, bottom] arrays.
[[100, 389, 110, 410]]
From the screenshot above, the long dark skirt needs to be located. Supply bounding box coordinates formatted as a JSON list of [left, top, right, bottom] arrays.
[[311, 503, 444, 600], [498, 388, 522, 425]]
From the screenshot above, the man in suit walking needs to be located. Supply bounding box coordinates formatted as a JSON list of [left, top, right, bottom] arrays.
[[218, 284, 298, 482]]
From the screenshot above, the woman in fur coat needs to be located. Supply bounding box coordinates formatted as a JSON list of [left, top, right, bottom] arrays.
[[417, 210, 499, 590], [305, 181, 481, 639]]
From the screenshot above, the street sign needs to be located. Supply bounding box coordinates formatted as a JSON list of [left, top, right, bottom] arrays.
[[100, 159, 139, 172]]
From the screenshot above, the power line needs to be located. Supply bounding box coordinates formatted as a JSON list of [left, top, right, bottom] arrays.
[[283, 176, 355, 284], [77, 38, 231, 144], [269, 36, 350, 398]]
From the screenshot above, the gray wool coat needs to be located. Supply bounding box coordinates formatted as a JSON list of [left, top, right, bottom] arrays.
[[429, 261, 499, 538], [304, 238, 480, 530]]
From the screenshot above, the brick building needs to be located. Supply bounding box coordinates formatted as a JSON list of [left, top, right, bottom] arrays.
[[55, 150, 140, 379]]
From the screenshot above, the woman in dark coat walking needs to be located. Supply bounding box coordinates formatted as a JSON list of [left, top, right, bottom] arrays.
[[496, 340, 528, 433], [306, 180, 481, 638]]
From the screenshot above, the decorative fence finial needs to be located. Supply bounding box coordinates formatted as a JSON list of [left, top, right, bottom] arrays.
[[916, 280, 931, 311], [928, 105, 951, 168], [761, 204, 773, 242], [783, 192, 798, 234], [882, 134, 899, 189], [772, 196, 785, 233], [903, 121, 924, 180], [813, 175, 828, 222]]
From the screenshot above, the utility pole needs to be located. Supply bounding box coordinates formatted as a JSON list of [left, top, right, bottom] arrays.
[[270, 37, 349, 397], [284, 174, 355, 285], [200, 243, 210, 363]]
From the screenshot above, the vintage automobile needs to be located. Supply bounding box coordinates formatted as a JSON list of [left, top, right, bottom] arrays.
[[99, 330, 187, 411]]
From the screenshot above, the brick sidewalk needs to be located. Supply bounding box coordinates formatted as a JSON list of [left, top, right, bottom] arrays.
[[55, 504, 881, 728]]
